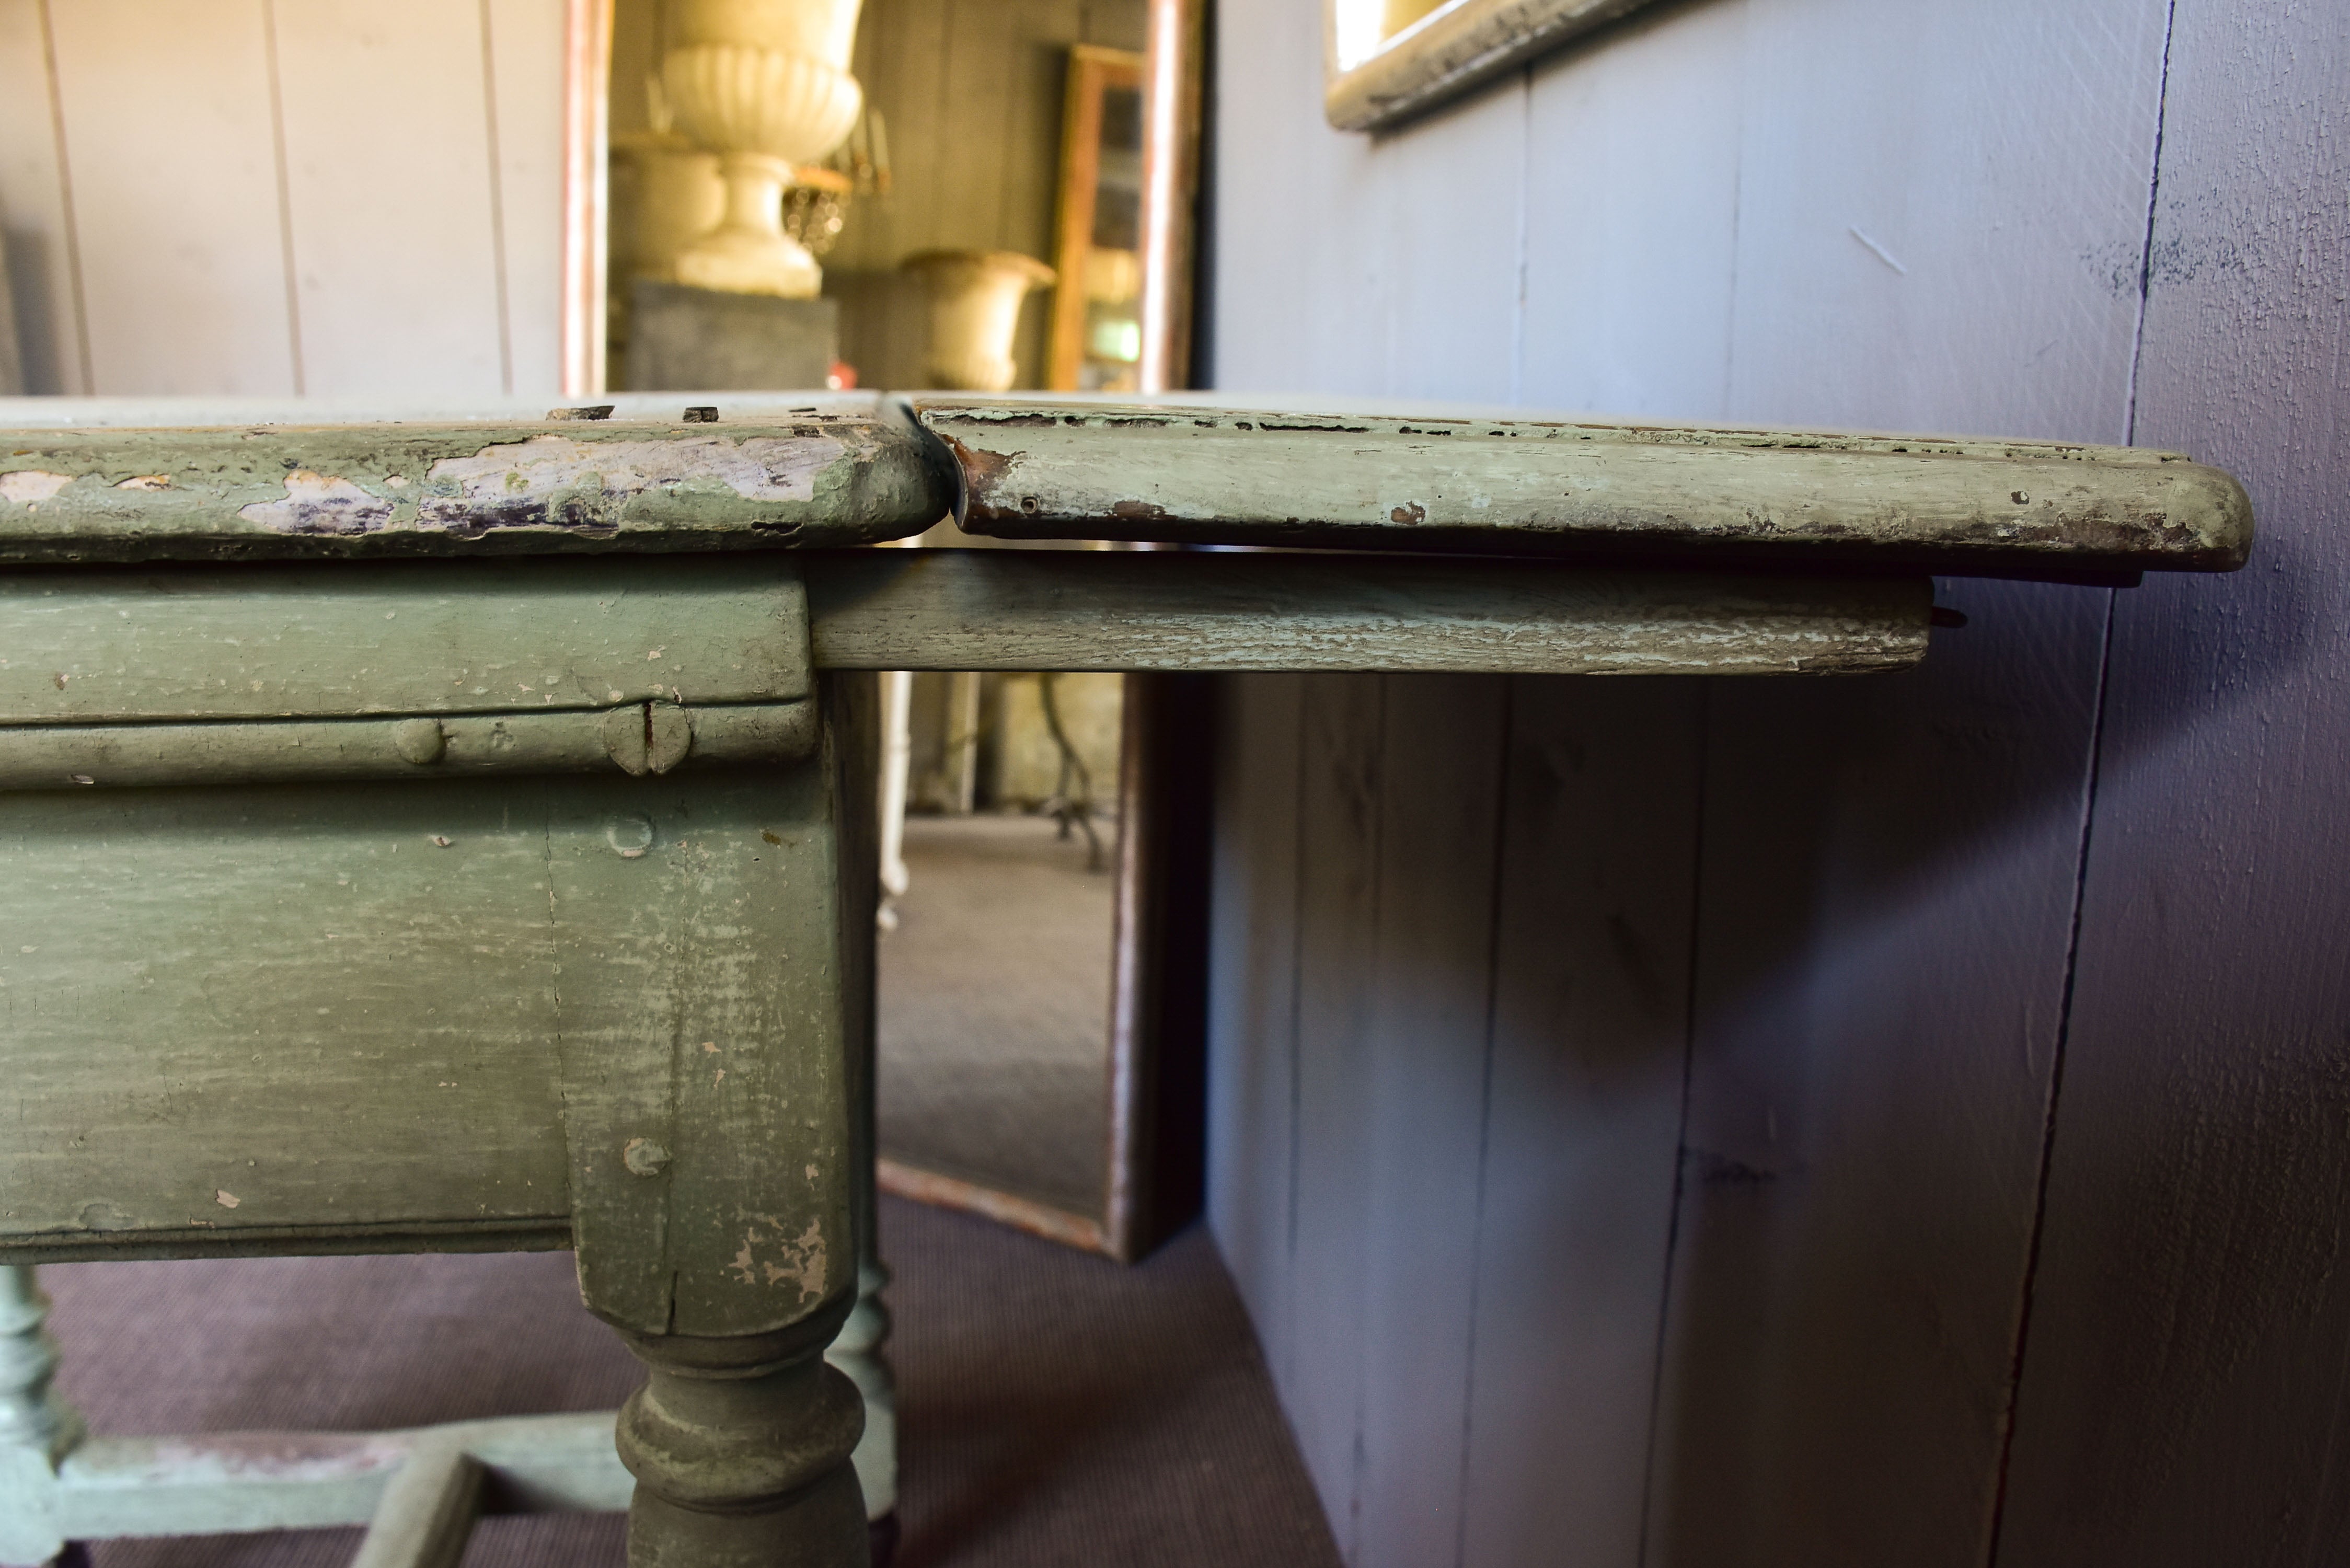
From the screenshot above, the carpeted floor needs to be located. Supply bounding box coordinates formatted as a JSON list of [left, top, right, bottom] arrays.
[[39, 1196, 1339, 1568], [877, 814, 1116, 1217]]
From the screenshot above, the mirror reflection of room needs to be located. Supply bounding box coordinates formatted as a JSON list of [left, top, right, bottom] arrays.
[[879, 668, 1125, 1223], [604, 0, 1157, 1244], [607, 0, 1149, 397]]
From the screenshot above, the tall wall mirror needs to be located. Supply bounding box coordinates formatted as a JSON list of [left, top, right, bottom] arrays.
[[600, 0, 1206, 1260]]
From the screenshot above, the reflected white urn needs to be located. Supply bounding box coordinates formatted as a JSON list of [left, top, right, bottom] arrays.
[[903, 250, 1057, 391], [661, 0, 866, 298], [611, 131, 727, 286]]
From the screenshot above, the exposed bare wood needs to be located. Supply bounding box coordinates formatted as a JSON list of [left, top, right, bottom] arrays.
[[0, 401, 952, 562]]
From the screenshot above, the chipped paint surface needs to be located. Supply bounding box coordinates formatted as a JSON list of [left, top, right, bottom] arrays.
[[729, 1214, 828, 1302], [411, 433, 839, 534], [236, 471, 396, 534], [915, 399, 2255, 577], [0, 472, 71, 505], [0, 401, 953, 562]]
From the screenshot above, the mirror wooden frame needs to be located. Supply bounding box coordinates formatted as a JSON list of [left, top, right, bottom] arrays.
[[560, 0, 612, 398], [1046, 45, 1148, 391], [1324, 0, 1661, 132]]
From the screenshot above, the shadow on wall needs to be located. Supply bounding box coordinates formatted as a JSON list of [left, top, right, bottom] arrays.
[[1638, 546, 2313, 1558], [1679, 548, 2313, 1047]]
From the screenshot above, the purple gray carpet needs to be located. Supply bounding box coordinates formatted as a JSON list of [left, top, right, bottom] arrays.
[[40, 1196, 1339, 1567], [877, 813, 1118, 1217]]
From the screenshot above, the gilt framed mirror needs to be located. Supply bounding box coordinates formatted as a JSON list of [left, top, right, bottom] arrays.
[[590, 0, 1208, 1261], [1324, 0, 1662, 131]]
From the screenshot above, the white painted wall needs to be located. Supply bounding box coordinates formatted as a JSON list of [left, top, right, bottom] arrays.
[[1205, 1, 2350, 1564], [0, 0, 569, 399]]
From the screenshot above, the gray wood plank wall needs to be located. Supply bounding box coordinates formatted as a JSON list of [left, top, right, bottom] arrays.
[[1203, 1, 2350, 1564], [0, 0, 567, 399]]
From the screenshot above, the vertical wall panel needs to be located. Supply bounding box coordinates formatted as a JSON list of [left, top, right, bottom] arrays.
[[1283, 673, 1388, 1554], [1206, 674, 1307, 1369], [829, 0, 1135, 388], [273, 0, 507, 396], [1203, 0, 1385, 397], [0, 0, 84, 394], [1459, 677, 1703, 1568], [1202, 0, 2342, 1561], [835, 0, 951, 268], [1724, 0, 2170, 439], [1518, 0, 1745, 419], [1651, 583, 2108, 1568], [1995, 1, 2350, 1560], [490, 0, 572, 397], [1355, 675, 1508, 1568], [45, 0, 296, 395], [1641, 5, 2171, 1563], [1367, 83, 1527, 405], [0, 0, 571, 401]]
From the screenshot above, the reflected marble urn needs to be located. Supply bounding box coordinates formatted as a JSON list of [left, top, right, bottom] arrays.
[[661, 0, 866, 298], [903, 250, 1057, 392]]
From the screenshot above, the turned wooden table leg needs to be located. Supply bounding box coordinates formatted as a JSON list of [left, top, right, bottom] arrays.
[[556, 673, 883, 1568], [825, 668, 900, 1555], [827, 1248, 897, 1559], [612, 1318, 868, 1568], [0, 1266, 80, 1568]]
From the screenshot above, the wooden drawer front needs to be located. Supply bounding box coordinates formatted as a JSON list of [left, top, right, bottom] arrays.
[[0, 555, 810, 726]]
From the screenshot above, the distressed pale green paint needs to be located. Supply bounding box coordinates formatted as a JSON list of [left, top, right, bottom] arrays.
[[4, 1409, 631, 1563], [548, 763, 854, 1341], [349, 1442, 485, 1568], [802, 548, 1932, 675], [919, 399, 2255, 576], [0, 556, 811, 724], [0, 703, 817, 793], [0, 408, 954, 563]]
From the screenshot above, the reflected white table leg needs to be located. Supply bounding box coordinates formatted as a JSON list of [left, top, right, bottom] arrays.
[[0, 1265, 80, 1567]]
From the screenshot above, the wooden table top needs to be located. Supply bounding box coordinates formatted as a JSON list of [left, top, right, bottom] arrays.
[[917, 398, 2252, 581], [0, 393, 2251, 580]]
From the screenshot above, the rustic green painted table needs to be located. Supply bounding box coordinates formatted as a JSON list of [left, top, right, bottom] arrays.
[[0, 394, 2249, 1568]]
